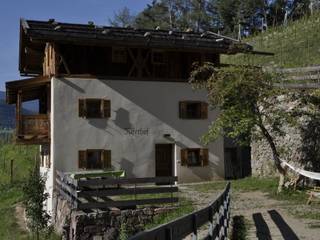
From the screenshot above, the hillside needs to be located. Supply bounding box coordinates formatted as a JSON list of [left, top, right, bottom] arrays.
[[0, 91, 37, 128], [0, 93, 15, 128], [223, 12, 320, 68]]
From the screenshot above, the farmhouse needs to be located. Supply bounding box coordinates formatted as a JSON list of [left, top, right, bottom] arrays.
[[6, 19, 258, 214]]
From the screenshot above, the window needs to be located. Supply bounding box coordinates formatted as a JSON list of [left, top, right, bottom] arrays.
[[152, 51, 166, 65], [78, 149, 111, 170], [79, 99, 111, 118], [181, 148, 209, 167], [112, 47, 127, 63], [179, 101, 208, 119]]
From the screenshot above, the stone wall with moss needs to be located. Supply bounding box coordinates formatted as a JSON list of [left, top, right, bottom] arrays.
[[53, 196, 173, 240], [251, 94, 320, 177]]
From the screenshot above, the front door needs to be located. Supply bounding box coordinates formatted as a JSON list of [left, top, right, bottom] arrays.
[[155, 144, 173, 177]]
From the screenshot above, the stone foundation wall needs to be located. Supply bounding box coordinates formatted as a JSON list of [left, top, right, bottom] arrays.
[[53, 196, 174, 240]]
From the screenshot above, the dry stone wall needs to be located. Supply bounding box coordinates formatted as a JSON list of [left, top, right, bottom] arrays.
[[53, 196, 174, 240], [251, 94, 320, 177]]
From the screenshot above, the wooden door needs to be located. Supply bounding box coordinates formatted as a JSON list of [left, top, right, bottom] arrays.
[[155, 144, 173, 177]]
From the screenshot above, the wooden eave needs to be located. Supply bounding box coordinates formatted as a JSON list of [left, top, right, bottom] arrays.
[[6, 76, 50, 104]]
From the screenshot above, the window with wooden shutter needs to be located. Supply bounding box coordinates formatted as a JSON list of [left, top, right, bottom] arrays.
[[200, 148, 209, 166], [79, 99, 111, 119], [102, 100, 111, 118], [78, 150, 87, 169], [102, 150, 111, 169], [179, 101, 208, 119], [200, 102, 208, 119], [181, 149, 188, 166], [179, 101, 187, 119], [181, 148, 209, 167], [78, 149, 111, 170], [79, 99, 86, 117]]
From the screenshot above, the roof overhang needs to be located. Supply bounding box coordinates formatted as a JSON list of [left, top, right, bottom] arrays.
[[19, 19, 262, 76], [6, 76, 50, 104]]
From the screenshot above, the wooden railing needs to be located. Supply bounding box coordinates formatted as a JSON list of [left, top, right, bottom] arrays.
[[129, 182, 231, 240], [56, 171, 178, 210], [274, 66, 320, 89], [21, 114, 49, 135]]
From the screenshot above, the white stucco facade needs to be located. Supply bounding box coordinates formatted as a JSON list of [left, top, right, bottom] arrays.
[[46, 77, 225, 212]]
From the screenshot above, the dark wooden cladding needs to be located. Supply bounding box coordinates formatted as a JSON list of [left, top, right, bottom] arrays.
[[129, 182, 231, 240], [49, 44, 220, 81]]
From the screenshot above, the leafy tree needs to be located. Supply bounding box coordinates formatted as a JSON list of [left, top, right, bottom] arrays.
[[190, 63, 295, 192], [23, 164, 51, 240], [135, 0, 172, 29], [109, 7, 136, 27]]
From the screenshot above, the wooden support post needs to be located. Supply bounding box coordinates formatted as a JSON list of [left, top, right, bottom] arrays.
[[191, 214, 197, 240], [16, 90, 22, 136], [10, 159, 13, 184], [165, 228, 173, 240], [43, 43, 59, 76], [208, 206, 214, 240]]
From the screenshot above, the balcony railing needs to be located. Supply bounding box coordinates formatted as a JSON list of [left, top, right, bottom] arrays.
[[17, 114, 50, 143]]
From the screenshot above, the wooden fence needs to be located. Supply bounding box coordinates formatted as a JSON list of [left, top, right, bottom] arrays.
[[274, 65, 320, 89], [56, 171, 178, 210], [129, 182, 231, 240]]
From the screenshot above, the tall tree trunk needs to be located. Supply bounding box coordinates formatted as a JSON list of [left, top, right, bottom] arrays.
[[258, 123, 286, 193]]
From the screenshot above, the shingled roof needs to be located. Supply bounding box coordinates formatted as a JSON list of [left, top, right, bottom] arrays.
[[21, 18, 253, 51]]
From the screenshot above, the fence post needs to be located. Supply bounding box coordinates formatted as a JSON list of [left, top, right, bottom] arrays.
[[165, 227, 173, 240], [208, 205, 214, 240], [10, 159, 13, 184], [191, 214, 197, 240], [223, 196, 228, 239]]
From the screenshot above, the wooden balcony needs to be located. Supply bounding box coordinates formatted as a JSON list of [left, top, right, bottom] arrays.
[[17, 114, 50, 144]]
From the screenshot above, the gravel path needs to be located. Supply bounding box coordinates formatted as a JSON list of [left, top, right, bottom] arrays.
[[179, 183, 320, 240]]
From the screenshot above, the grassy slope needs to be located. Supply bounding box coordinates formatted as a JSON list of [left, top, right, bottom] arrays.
[[223, 12, 320, 68], [0, 144, 37, 239]]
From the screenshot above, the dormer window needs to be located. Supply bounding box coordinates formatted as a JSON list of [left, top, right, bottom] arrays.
[[79, 99, 111, 118]]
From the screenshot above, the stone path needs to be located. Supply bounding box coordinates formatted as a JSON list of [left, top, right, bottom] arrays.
[[179, 184, 320, 240]]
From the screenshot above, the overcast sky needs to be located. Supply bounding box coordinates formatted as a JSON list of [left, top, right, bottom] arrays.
[[0, 0, 151, 91]]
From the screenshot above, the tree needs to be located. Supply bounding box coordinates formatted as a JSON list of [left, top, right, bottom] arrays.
[[190, 63, 295, 192], [109, 7, 136, 27], [135, 0, 172, 29], [23, 164, 51, 240]]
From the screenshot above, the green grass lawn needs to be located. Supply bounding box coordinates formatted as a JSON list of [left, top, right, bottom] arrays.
[[190, 177, 320, 221], [0, 143, 61, 239], [144, 197, 194, 230]]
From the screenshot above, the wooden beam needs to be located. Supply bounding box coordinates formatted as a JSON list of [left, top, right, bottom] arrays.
[[78, 186, 178, 198], [78, 176, 178, 187], [78, 197, 179, 209], [16, 90, 22, 136]]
